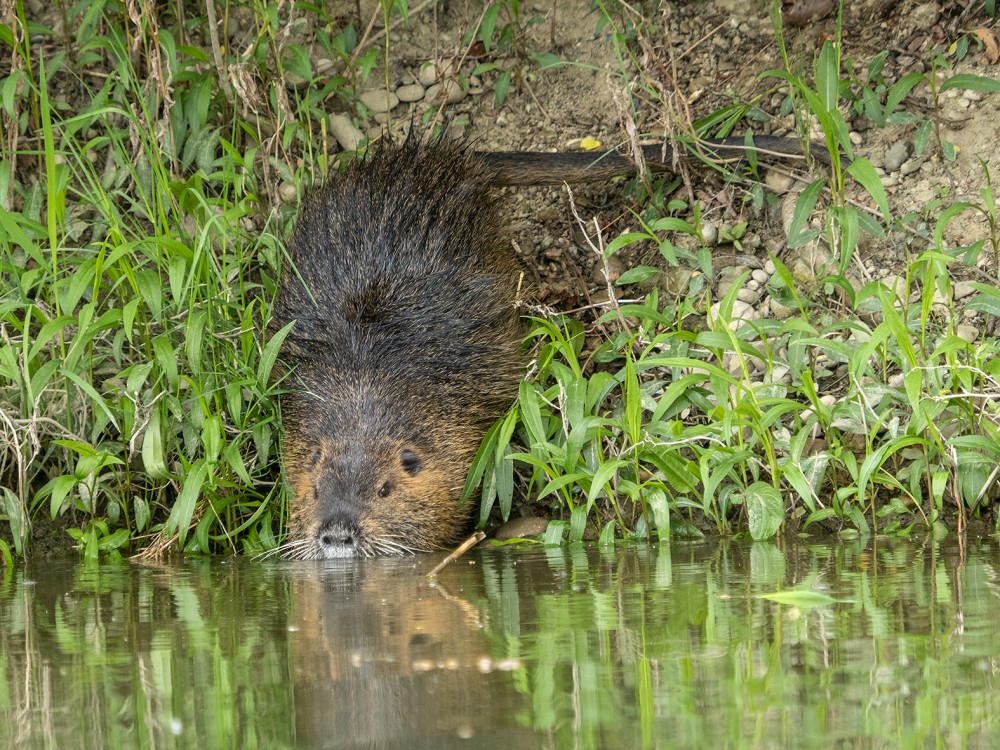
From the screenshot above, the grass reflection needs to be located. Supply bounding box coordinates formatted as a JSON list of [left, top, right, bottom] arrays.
[[0, 536, 998, 748]]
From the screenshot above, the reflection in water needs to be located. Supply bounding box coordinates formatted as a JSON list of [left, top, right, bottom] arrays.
[[1, 534, 1000, 748]]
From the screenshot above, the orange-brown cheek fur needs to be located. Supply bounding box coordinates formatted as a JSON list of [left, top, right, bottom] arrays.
[[357, 463, 469, 549], [284, 437, 475, 552]]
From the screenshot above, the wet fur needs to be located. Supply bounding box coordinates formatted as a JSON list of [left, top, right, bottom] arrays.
[[272, 140, 523, 558]]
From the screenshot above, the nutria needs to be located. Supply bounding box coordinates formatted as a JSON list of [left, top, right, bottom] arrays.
[[273, 134, 819, 559]]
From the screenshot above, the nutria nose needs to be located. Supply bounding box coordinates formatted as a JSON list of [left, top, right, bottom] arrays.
[[317, 518, 360, 558]]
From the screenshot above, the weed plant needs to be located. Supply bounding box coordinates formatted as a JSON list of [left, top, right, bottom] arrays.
[[2, 1, 999, 557]]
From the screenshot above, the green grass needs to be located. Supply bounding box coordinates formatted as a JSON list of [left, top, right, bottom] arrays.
[[1, 0, 999, 557]]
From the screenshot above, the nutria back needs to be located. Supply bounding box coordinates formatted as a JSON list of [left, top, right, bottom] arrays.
[[273, 141, 524, 558]]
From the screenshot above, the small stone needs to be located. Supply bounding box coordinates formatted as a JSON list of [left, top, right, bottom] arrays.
[[766, 171, 796, 194], [359, 89, 399, 113], [418, 62, 438, 87], [954, 280, 976, 300], [395, 83, 425, 103], [699, 221, 719, 246], [764, 259, 776, 275], [955, 324, 979, 343], [425, 80, 466, 104], [494, 516, 549, 541], [751, 269, 769, 284], [737, 286, 763, 304], [330, 114, 365, 151], [899, 159, 922, 176], [709, 299, 757, 330], [278, 182, 297, 203], [883, 140, 912, 173]]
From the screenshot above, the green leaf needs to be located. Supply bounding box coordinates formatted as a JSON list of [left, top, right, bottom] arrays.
[[167, 459, 209, 547], [758, 590, 839, 607], [939, 73, 1000, 93], [785, 178, 825, 248], [745, 481, 783, 541], [846, 158, 891, 223], [494, 70, 512, 107]]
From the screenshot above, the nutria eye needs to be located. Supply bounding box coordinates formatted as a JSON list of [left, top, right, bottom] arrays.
[[308, 448, 322, 468], [401, 449, 421, 476], [378, 481, 392, 498]]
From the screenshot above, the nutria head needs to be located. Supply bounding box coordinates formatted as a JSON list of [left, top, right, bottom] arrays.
[[280, 386, 477, 557], [271, 140, 524, 558]]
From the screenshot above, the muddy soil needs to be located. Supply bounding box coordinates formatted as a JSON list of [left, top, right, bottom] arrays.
[[347, 0, 1000, 317]]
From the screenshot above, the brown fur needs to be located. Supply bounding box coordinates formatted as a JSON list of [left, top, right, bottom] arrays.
[[273, 139, 523, 558]]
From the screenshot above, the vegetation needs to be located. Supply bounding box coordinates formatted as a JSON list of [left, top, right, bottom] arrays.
[[1, 0, 999, 558]]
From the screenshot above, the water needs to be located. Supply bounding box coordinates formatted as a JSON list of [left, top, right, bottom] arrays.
[[1, 533, 999, 749]]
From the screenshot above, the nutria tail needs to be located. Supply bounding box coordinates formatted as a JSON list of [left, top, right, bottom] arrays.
[[477, 135, 830, 186]]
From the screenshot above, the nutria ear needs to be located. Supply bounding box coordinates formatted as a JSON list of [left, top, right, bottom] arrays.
[[400, 449, 422, 475]]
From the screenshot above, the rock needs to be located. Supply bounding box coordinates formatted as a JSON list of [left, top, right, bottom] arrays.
[[359, 89, 399, 113], [494, 516, 550, 541], [766, 170, 796, 194], [330, 114, 365, 152], [751, 269, 769, 285], [954, 280, 976, 300], [699, 221, 719, 246], [955, 324, 979, 343], [709, 299, 757, 329], [883, 140, 912, 173], [425, 79, 466, 104], [278, 182, 297, 203], [418, 62, 438, 87], [787, 241, 831, 285], [395, 83, 425, 103]]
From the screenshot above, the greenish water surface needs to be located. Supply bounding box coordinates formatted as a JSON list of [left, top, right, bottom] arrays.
[[1, 534, 998, 749]]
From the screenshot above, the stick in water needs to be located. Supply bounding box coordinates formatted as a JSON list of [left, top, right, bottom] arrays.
[[428, 531, 486, 579]]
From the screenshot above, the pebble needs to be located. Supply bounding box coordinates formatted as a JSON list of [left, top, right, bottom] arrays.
[[954, 280, 976, 300], [699, 221, 719, 246], [395, 83, 425, 103], [737, 286, 763, 304], [425, 79, 466, 104], [751, 269, 769, 285], [899, 159, 922, 176], [359, 89, 399, 113], [709, 299, 758, 330], [766, 171, 796, 194], [955, 324, 979, 343], [883, 140, 912, 173], [494, 516, 549, 540], [278, 182, 297, 203], [330, 114, 365, 151], [418, 63, 438, 87]]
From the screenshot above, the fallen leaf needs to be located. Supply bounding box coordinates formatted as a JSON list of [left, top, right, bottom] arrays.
[[971, 27, 1000, 64]]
